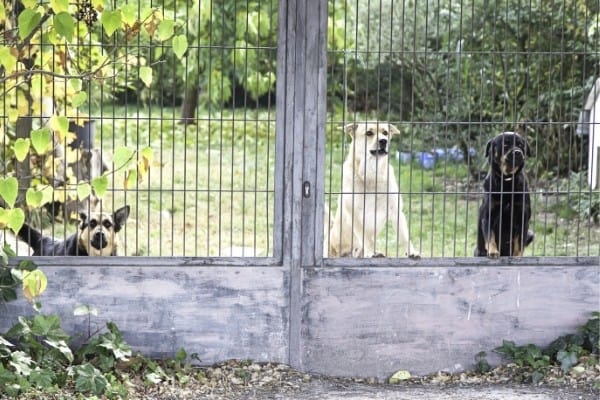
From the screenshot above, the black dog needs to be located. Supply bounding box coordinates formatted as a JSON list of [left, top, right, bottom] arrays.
[[18, 205, 130, 256], [476, 132, 533, 258]]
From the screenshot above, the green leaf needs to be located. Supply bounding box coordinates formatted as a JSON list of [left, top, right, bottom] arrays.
[[7, 209, 23, 235], [71, 91, 88, 108], [91, 175, 108, 197], [28, 369, 55, 390], [76, 182, 91, 200], [38, 185, 55, 206], [50, 0, 70, 13], [139, 66, 153, 87], [0, 177, 19, 208], [30, 315, 69, 341], [18, 9, 42, 40], [74, 364, 107, 395], [9, 351, 33, 376], [44, 339, 74, 363], [30, 127, 52, 155], [172, 35, 188, 59], [141, 146, 154, 162], [25, 188, 43, 208], [13, 138, 30, 162], [557, 350, 579, 372], [112, 146, 135, 170], [157, 19, 174, 41], [54, 12, 74, 42], [101, 10, 122, 37], [175, 348, 187, 362], [69, 78, 82, 91], [120, 3, 137, 26], [0, 46, 17, 73], [73, 304, 98, 317], [17, 259, 37, 271]]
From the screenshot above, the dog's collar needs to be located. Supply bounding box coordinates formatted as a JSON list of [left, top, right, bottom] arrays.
[[493, 169, 517, 182]]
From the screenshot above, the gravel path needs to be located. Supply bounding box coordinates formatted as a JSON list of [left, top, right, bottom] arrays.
[[13, 359, 599, 399]]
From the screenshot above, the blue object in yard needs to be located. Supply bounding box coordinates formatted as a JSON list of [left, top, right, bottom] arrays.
[[416, 152, 436, 169], [432, 148, 446, 160], [397, 151, 413, 164], [431, 146, 477, 163]]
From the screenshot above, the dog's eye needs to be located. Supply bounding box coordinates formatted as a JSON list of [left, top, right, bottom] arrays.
[[103, 220, 113, 229], [89, 220, 98, 229], [366, 130, 374, 136], [382, 130, 388, 136]]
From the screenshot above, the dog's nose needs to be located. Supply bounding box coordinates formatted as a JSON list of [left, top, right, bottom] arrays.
[[509, 148, 524, 165], [92, 231, 108, 248], [378, 138, 387, 148]]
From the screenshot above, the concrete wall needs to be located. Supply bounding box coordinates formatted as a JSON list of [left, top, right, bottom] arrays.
[[302, 259, 599, 378], [0, 257, 597, 380]]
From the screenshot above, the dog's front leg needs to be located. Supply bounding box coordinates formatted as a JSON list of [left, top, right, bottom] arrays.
[[485, 231, 500, 258], [512, 235, 523, 256], [351, 217, 368, 257], [391, 206, 418, 258]]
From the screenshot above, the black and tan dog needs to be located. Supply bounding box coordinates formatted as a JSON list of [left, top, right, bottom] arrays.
[[476, 132, 533, 258], [18, 205, 130, 256]]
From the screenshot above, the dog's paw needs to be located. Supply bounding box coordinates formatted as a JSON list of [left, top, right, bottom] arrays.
[[488, 251, 500, 259], [408, 253, 421, 260], [371, 252, 386, 258]]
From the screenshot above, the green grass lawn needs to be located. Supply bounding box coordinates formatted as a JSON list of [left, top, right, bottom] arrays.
[[29, 106, 598, 258]]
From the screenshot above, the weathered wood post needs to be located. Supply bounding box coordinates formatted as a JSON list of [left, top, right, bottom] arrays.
[[275, 0, 328, 368]]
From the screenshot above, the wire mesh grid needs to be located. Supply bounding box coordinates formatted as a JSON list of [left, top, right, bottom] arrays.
[[1, 0, 599, 258], [324, 0, 600, 258], [2, 0, 277, 257]]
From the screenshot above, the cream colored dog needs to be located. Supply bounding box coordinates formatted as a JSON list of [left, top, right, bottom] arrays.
[[327, 122, 418, 258]]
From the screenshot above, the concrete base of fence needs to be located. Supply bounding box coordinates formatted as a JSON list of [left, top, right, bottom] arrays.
[[0, 257, 598, 380]]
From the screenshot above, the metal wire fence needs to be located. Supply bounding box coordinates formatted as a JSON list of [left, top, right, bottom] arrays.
[[2, 0, 599, 258]]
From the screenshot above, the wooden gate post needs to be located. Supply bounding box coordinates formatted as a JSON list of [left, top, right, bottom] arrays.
[[275, 0, 328, 368]]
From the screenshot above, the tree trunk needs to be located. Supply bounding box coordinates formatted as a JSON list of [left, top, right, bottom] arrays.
[[179, 85, 200, 125]]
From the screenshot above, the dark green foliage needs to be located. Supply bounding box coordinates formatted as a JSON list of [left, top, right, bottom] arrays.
[[492, 312, 600, 383], [0, 312, 197, 398], [346, 1, 598, 178], [474, 351, 491, 373]]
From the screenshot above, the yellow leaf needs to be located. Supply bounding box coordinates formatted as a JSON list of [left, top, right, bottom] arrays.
[[0, 46, 17, 73], [64, 146, 80, 164], [22, 269, 48, 301], [52, 189, 66, 203], [8, 108, 19, 123], [29, 75, 45, 99], [124, 169, 137, 190]]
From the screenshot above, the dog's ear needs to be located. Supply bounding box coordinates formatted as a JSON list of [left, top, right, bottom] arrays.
[[113, 205, 130, 232], [344, 123, 358, 137], [523, 137, 531, 157], [388, 123, 400, 136], [79, 212, 88, 229], [485, 138, 492, 158]]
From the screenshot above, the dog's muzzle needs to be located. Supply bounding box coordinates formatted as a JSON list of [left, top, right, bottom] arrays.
[[370, 138, 389, 156], [91, 231, 108, 249], [501, 148, 524, 175]]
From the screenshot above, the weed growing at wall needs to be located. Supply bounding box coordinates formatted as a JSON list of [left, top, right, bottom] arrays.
[[0, 313, 193, 398], [480, 312, 600, 385]]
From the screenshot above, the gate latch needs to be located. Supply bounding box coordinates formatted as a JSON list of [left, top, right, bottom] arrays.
[[303, 181, 311, 198]]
